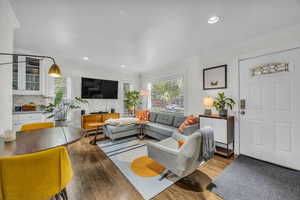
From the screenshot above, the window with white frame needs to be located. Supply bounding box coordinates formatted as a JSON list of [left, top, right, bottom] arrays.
[[123, 82, 131, 114], [149, 76, 184, 114], [54, 77, 67, 97]]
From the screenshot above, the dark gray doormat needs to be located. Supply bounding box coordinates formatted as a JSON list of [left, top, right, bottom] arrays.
[[210, 155, 300, 200]]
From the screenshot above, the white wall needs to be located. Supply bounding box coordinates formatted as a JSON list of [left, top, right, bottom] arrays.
[[13, 47, 140, 127], [64, 66, 139, 114], [141, 23, 300, 153], [0, 0, 19, 134], [14, 48, 140, 115], [42, 60, 140, 126]]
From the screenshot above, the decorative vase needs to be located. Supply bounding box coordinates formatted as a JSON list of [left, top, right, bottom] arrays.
[[2, 129, 16, 142], [55, 120, 68, 127], [128, 106, 135, 116], [219, 109, 228, 117]]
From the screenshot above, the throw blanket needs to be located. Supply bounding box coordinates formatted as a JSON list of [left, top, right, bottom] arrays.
[[199, 127, 215, 161], [105, 117, 140, 126]]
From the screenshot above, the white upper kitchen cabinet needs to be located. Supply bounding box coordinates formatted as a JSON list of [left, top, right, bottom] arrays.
[[13, 55, 44, 95]]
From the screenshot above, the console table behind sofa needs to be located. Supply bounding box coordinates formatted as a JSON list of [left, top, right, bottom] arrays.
[[199, 114, 234, 157]]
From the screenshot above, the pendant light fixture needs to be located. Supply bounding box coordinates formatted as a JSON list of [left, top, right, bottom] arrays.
[[0, 53, 62, 77], [48, 63, 62, 77]]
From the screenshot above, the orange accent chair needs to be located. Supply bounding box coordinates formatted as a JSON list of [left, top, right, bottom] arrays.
[[81, 113, 120, 132], [20, 122, 55, 132]]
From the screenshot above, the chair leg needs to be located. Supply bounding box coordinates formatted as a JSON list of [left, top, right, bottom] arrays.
[[59, 191, 64, 200], [60, 188, 68, 200], [159, 170, 172, 181], [54, 194, 61, 200]]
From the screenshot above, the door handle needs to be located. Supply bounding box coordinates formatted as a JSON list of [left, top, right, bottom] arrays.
[[240, 99, 246, 115]]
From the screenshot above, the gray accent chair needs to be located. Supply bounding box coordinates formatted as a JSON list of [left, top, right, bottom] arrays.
[[147, 130, 203, 178], [103, 124, 141, 140]]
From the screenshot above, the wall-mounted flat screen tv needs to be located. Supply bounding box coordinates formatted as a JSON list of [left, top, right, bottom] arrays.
[[81, 77, 118, 99]]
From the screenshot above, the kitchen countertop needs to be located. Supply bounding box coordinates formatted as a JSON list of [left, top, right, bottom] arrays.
[[13, 111, 44, 115]]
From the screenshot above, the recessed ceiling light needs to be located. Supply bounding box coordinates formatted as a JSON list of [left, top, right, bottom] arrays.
[[83, 56, 89, 60], [208, 16, 220, 24], [120, 64, 126, 68]]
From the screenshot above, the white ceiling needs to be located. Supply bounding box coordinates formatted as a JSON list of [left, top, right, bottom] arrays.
[[10, 0, 300, 73]]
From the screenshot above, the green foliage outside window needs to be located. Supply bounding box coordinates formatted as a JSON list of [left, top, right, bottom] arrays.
[[151, 78, 184, 113]]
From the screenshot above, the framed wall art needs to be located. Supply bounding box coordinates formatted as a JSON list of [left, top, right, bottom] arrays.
[[203, 65, 227, 90]]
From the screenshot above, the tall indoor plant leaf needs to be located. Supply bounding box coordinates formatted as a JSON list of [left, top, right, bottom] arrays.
[[43, 92, 88, 126], [125, 90, 140, 115]]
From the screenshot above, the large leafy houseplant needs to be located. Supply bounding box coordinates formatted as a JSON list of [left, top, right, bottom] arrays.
[[124, 90, 140, 115], [213, 92, 235, 116], [43, 91, 88, 126]]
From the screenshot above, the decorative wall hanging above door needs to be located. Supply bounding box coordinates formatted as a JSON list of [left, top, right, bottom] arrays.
[[203, 65, 227, 90], [251, 63, 289, 77]]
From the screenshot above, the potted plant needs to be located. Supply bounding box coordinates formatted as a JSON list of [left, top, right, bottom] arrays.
[[43, 91, 88, 127], [213, 92, 235, 116], [124, 90, 140, 115]]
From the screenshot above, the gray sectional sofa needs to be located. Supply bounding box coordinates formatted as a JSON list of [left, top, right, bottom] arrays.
[[144, 112, 199, 140], [103, 112, 199, 141], [103, 123, 141, 140]]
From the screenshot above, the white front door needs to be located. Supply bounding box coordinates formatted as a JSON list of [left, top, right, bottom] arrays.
[[239, 47, 300, 170]]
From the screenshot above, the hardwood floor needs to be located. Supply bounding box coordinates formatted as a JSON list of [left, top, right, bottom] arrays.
[[66, 136, 235, 200]]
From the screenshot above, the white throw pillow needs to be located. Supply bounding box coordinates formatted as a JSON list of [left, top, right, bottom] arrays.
[[105, 117, 139, 126]]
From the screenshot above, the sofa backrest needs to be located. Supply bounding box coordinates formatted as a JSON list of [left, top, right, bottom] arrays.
[[173, 115, 187, 128], [149, 112, 158, 122], [180, 131, 202, 160], [155, 113, 175, 126], [150, 112, 185, 126]]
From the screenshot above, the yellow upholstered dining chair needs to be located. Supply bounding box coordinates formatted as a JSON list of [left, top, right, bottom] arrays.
[[0, 146, 73, 200], [20, 122, 55, 132]]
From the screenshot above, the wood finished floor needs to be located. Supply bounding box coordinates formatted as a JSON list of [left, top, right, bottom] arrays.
[[66, 136, 235, 200]]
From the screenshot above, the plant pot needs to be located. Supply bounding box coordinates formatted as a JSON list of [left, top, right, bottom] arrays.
[[219, 109, 228, 117], [55, 120, 68, 127], [128, 106, 135, 116]]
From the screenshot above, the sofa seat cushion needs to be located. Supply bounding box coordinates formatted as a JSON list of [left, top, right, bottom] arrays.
[[144, 122, 177, 137], [173, 115, 187, 128], [106, 124, 140, 134], [157, 137, 180, 150], [105, 118, 139, 126], [155, 113, 174, 126], [84, 122, 101, 130]]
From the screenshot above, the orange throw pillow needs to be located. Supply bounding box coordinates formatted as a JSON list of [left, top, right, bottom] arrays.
[[178, 115, 198, 133], [178, 140, 185, 147], [135, 110, 150, 121]]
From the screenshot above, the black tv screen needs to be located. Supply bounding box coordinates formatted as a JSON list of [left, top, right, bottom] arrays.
[[81, 77, 118, 99]]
